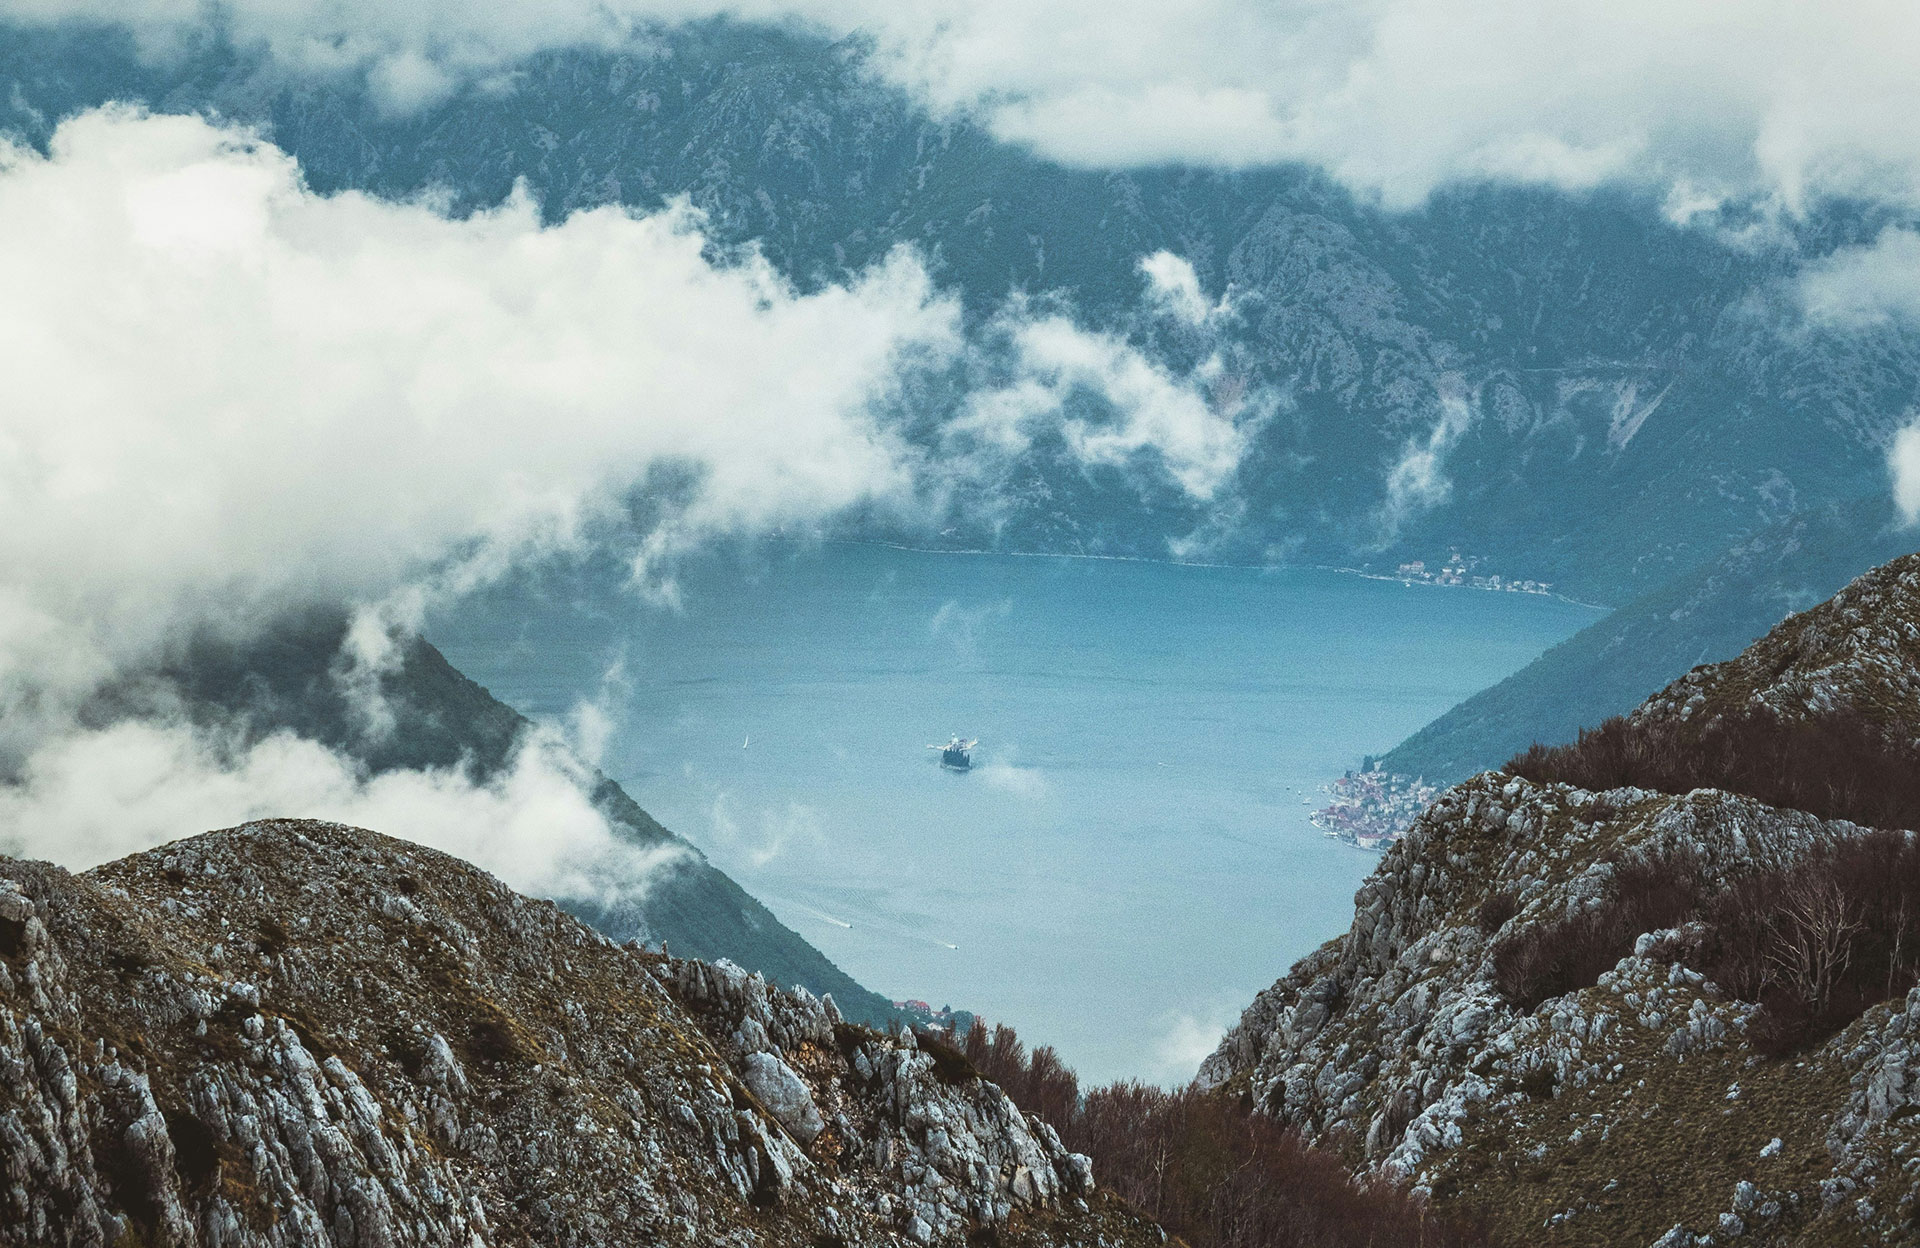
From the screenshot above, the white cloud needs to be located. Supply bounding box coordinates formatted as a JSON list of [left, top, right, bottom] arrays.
[[0, 106, 958, 747], [1798, 227, 1920, 327], [0, 718, 687, 906], [955, 305, 1252, 503], [704, 793, 827, 868], [1889, 416, 1920, 525], [1148, 1008, 1235, 1085], [1380, 381, 1475, 532], [11, 1, 1920, 207], [1139, 251, 1233, 330], [0, 108, 1255, 889]]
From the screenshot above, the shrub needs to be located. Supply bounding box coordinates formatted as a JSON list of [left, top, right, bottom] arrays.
[[1689, 830, 1920, 1054], [1476, 889, 1519, 934], [1491, 853, 1706, 1010], [1506, 706, 1920, 836], [961, 1018, 1488, 1248]]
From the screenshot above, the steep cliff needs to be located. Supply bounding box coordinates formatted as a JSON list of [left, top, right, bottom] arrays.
[[0, 819, 1156, 1246], [1202, 555, 1920, 1246]]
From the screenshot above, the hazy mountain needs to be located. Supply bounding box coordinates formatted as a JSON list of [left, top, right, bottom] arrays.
[[5, 20, 1918, 605], [1381, 495, 1920, 783]]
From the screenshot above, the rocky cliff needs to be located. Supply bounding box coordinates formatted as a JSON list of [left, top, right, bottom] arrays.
[[1201, 555, 1920, 1246], [0, 819, 1156, 1246]]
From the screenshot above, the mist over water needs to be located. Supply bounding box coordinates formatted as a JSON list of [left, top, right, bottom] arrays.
[[430, 542, 1601, 1083]]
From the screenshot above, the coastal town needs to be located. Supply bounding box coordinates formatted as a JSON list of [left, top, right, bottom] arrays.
[[1310, 763, 1442, 851], [1390, 552, 1554, 596]]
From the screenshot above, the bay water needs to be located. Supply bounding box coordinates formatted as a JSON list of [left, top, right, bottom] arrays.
[[429, 542, 1602, 1083]]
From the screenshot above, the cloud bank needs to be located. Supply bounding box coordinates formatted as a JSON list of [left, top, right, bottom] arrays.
[[0, 719, 684, 909], [0, 106, 955, 731], [0, 105, 958, 885], [9, 1, 1920, 208]]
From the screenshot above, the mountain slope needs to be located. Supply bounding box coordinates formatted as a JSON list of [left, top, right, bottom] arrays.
[[108, 610, 899, 1025], [1201, 554, 1920, 1245], [0, 819, 1155, 1246], [1382, 497, 1920, 784]]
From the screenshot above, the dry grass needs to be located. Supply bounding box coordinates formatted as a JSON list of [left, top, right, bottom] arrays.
[[962, 1018, 1491, 1248]]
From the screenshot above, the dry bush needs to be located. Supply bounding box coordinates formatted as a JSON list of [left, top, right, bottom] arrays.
[[1476, 889, 1519, 935], [1506, 707, 1920, 834], [1491, 853, 1707, 1010], [963, 1018, 1489, 1248], [1687, 830, 1920, 1054]]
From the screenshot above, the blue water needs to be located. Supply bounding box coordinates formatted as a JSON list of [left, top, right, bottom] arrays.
[[429, 542, 1602, 1083]]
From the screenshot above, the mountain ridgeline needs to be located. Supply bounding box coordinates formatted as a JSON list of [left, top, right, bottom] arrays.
[[100, 609, 898, 1026], [0, 818, 1161, 1246], [1382, 495, 1920, 784], [1201, 553, 1920, 1245]]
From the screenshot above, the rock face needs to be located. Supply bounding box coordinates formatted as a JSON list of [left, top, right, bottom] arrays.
[[0, 820, 1153, 1247], [1202, 556, 1920, 1246]]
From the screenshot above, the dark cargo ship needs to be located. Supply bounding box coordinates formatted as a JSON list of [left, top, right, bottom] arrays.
[[929, 735, 977, 770]]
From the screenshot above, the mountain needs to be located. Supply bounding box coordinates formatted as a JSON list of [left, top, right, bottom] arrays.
[[1381, 496, 1920, 784], [1199, 553, 1920, 1244], [98, 610, 899, 1026], [0, 817, 1156, 1246], [5, 20, 1919, 605]]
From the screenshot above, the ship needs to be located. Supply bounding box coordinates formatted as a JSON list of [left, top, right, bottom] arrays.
[[928, 735, 977, 770]]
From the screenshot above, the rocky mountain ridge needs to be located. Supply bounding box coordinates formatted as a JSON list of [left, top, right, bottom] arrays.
[[1201, 554, 1920, 1245], [0, 818, 1157, 1246]]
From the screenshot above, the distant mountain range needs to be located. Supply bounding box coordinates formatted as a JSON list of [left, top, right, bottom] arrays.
[[5, 18, 1918, 612], [1383, 494, 1920, 783]]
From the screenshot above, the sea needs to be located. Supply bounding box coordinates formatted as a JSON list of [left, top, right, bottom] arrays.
[[428, 541, 1603, 1084]]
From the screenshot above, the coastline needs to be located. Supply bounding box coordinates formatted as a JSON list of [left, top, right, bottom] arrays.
[[776, 534, 1615, 611]]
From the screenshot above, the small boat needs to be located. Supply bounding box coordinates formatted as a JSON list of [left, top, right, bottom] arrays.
[[928, 735, 977, 770]]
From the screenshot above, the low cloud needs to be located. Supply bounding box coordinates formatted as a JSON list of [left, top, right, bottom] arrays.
[[951, 285, 1257, 505], [1889, 417, 1920, 525], [0, 719, 687, 906], [1379, 381, 1475, 535], [0, 106, 959, 751], [11, 2, 1920, 209], [0, 107, 1256, 888], [1798, 228, 1920, 327], [705, 793, 828, 869], [1148, 1008, 1235, 1085]]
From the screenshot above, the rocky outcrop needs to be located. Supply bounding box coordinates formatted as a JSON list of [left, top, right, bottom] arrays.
[[1200, 773, 1920, 1245], [1625, 552, 1920, 741], [1204, 555, 1920, 1245], [667, 957, 1101, 1243], [0, 820, 1155, 1247]]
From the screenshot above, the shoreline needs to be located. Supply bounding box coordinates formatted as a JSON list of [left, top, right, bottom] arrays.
[[790, 534, 1614, 612]]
